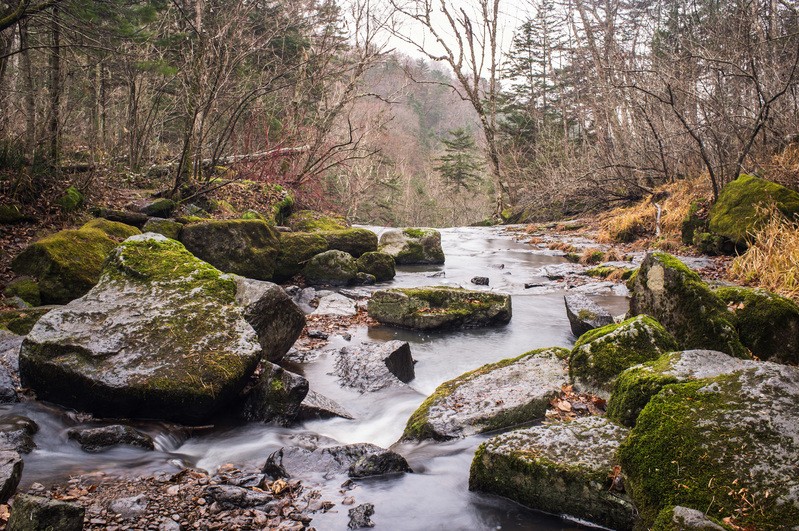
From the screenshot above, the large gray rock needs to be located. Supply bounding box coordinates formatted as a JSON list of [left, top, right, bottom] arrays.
[[0, 331, 20, 403], [19, 234, 262, 424], [302, 250, 357, 286], [403, 347, 569, 441], [378, 228, 445, 265], [0, 451, 22, 503], [234, 277, 305, 362], [7, 493, 84, 531], [334, 341, 415, 392], [239, 363, 309, 425], [67, 424, 155, 452], [564, 293, 613, 337], [654, 506, 725, 530], [0, 415, 38, 453], [470, 416, 635, 531], [282, 443, 410, 479], [368, 286, 512, 330], [299, 390, 354, 420]]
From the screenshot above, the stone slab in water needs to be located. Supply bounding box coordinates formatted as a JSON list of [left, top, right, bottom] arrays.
[[67, 424, 155, 452], [564, 293, 613, 337], [334, 341, 415, 392], [0, 415, 38, 454], [299, 390, 354, 420]]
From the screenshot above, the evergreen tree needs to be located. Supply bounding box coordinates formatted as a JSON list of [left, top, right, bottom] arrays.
[[434, 128, 484, 191]]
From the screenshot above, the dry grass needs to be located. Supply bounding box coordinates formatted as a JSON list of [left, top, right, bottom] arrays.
[[764, 143, 799, 189], [549, 241, 578, 253], [579, 248, 605, 265], [730, 210, 799, 300]]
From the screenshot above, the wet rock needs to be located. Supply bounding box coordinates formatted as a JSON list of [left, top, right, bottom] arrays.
[[240, 363, 309, 425], [334, 341, 415, 392], [538, 263, 583, 280], [318, 228, 378, 258], [0, 415, 38, 453], [403, 347, 568, 441], [355, 252, 395, 282], [654, 506, 725, 530], [0, 332, 20, 402], [107, 494, 148, 518], [347, 503, 375, 529], [180, 219, 281, 280], [629, 252, 747, 357], [307, 330, 329, 340], [348, 451, 412, 478], [470, 276, 489, 286], [570, 315, 678, 397], [142, 218, 183, 240], [354, 272, 376, 285], [302, 250, 357, 286], [564, 293, 614, 337], [67, 425, 155, 452], [312, 293, 357, 317], [368, 286, 512, 330], [19, 234, 262, 424], [619, 362, 799, 528], [298, 390, 354, 420], [234, 277, 305, 363], [0, 451, 22, 502], [282, 443, 409, 480], [0, 307, 54, 336], [378, 228, 445, 265], [205, 485, 273, 509], [7, 493, 84, 531], [470, 416, 634, 531]]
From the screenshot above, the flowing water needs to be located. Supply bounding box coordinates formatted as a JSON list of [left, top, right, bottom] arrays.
[[2, 226, 630, 530]]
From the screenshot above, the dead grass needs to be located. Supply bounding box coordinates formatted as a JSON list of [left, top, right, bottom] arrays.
[[764, 143, 799, 189], [578, 248, 605, 265]]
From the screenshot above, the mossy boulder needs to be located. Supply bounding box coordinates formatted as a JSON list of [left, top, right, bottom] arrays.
[[0, 308, 53, 336], [629, 252, 748, 357], [570, 315, 678, 396], [4, 278, 40, 307], [302, 250, 357, 286], [318, 228, 377, 258], [140, 198, 176, 218], [11, 228, 118, 304], [681, 201, 709, 246], [241, 210, 267, 222], [142, 218, 183, 240], [179, 219, 280, 281], [80, 219, 141, 241], [285, 210, 348, 232], [715, 286, 799, 365], [0, 205, 33, 224], [606, 350, 751, 427], [378, 228, 445, 265], [18, 234, 263, 424], [619, 362, 799, 529], [653, 506, 726, 530], [356, 252, 395, 281], [274, 232, 329, 281], [6, 493, 84, 530], [709, 174, 799, 247], [469, 416, 635, 530], [57, 186, 84, 213], [403, 347, 568, 441], [367, 286, 512, 330]]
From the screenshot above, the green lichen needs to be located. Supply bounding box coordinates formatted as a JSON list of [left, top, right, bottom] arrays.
[[4, 277, 41, 306], [318, 228, 378, 258], [274, 232, 329, 281], [81, 218, 141, 241], [576, 309, 598, 321], [285, 210, 347, 232]]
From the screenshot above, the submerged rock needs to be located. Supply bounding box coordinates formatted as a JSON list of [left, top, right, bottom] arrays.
[[469, 416, 635, 531], [7, 493, 84, 531], [302, 250, 357, 286], [319, 228, 378, 258], [563, 293, 614, 337], [378, 228, 445, 265], [67, 425, 155, 452], [239, 363, 309, 425], [334, 341, 415, 392], [355, 252, 395, 282], [19, 234, 262, 424], [403, 347, 569, 441], [0, 415, 38, 453], [367, 286, 511, 330]]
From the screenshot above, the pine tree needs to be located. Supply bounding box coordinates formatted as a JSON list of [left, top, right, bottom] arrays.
[[434, 128, 484, 191]]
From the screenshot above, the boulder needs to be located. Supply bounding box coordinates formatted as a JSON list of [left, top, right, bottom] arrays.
[[299, 390, 354, 420], [349, 451, 412, 478], [403, 347, 568, 441], [80, 218, 141, 241], [469, 416, 635, 531], [142, 218, 183, 240], [11, 227, 117, 304], [334, 341, 415, 392], [92, 208, 149, 229], [4, 278, 41, 307], [0, 363, 16, 403], [715, 286, 799, 365], [180, 219, 280, 280], [0, 308, 52, 336], [0, 205, 33, 224], [708, 174, 799, 248], [607, 350, 751, 427], [367, 286, 512, 330], [274, 232, 328, 281], [378, 228, 445, 265], [319, 229, 378, 258], [302, 250, 357, 286], [619, 362, 799, 528], [140, 198, 176, 218], [0, 451, 22, 503], [233, 277, 305, 362], [282, 442, 410, 479], [57, 186, 84, 212], [470, 276, 489, 286], [239, 363, 309, 425], [0, 416, 38, 453], [6, 494, 84, 531], [312, 293, 357, 316], [564, 293, 614, 337], [653, 506, 726, 530], [355, 252, 395, 282], [629, 252, 748, 357], [354, 272, 376, 285], [0, 329, 21, 378], [19, 234, 262, 424], [66, 425, 155, 452], [285, 210, 348, 232], [570, 315, 678, 396]]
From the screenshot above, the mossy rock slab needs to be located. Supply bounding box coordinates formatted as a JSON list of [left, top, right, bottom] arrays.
[[91, 208, 149, 229], [285, 210, 348, 232], [367, 286, 511, 330], [564, 294, 614, 337], [180, 219, 280, 281], [653, 506, 726, 530], [629, 252, 748, 357], [4, 278, 41, 307], [570, 315, 678, 397], [302, 250, 357, 286], [80, 218, 141, 241], [607, 349, 752, 427], [716, 286, 799, 365], [142, 218, 183, 240], [140, 198, 176, 218], [0, 308, 54, 336], [378, 228, 445, 265], [318, 228, 378, 258], [356, 252, 395, 281], [274, 232, 329, 281], [403, 347, 568, 441], [11, 228, 118, 304], [19, 234, 262, 424], [709, 174, 799, 247], [619, 362, 799, 529], [239, 362, 308, 425], [469, 416, 635, 531]]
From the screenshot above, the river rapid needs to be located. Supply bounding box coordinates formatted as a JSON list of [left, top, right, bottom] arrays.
[[3, 226, 630, 530]]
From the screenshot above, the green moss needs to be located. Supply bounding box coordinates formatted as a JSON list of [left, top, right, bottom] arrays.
[[302, 249, 357, 286], [4, 277, 41, 306], [356, 251, 395, 281], [0, 204, 29, 224], [241, 210, 267, 221], [652, 505, 730, 530], [318, 228, 377, 258], [142, 218, 183, 240], [141, 197, 176, 217], [271, 188, 294, 224], [274, 232, 328, 281], [81, 218, 141, 241], [285, 210, 347, 232], [605, 353, 680, 427], [681, 201, 709, 246], [583, 250, 605, 265], [57, 185, 84, 212], [586, 266, 634, 280], [0, 307, 52, 335], [403, 228, 426, 238]]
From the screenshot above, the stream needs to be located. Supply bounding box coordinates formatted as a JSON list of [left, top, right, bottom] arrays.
[[2, 226, 631, 530]]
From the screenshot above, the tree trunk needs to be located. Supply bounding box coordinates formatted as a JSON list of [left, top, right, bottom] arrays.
[[48, 4, 61, 168]]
